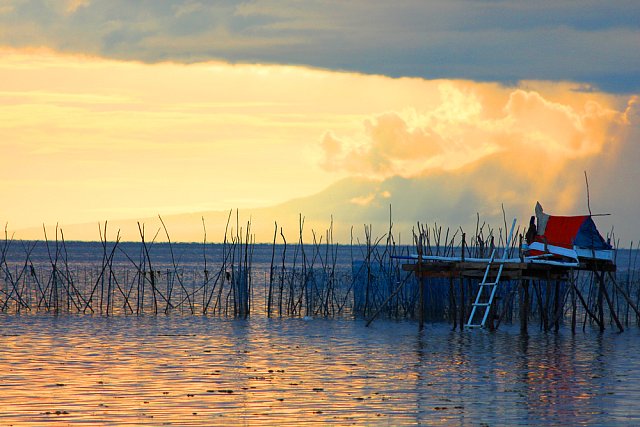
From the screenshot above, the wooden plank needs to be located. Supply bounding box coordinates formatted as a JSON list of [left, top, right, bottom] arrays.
[[402, 260, 579, 282]]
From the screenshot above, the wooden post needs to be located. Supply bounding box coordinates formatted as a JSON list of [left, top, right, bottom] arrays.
[[519, 234, 524, 262], [520, 279, 529, 334], [461, 233, 466, 263], [570, 272, 577, 334], [459, 274, 465, 330], [573, 281, 603, 331], [267, 222, 277, 318], [417, 239, 424, 330], [596, 269, 624, 332], [545, 275, 552, 332], [532, 281, 549, 331], [459, 233, 466, 329], [449, 275, 457, 330], [554, 280, 561, 332], [487, 295, 497, 331], [597, 270, 605, 332]]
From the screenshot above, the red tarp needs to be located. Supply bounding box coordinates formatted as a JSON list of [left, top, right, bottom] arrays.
[[534, 215, 588, 248]]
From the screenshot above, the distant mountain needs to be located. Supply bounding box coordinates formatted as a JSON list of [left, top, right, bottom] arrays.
[[13, 169, 524, 244], [15, 148, 632, 243]]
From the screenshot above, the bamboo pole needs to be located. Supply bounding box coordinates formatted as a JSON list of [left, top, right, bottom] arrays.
[[520, 279, 529, 334], [267, 222, 277, 318], [159, 215, 194, 314], [596, 269, 623, 332]]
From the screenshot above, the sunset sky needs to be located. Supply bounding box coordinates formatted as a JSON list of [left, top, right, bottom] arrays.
[[1, 1, 638, 243]]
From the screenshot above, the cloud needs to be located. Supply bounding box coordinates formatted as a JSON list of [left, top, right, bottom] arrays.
[[173, 1, 206, 18], [320, 111, 447, 177], [65, 0, 90, 14], [0, 0, 16, 15], [0, 1, 637, 92], [321, 81, 628, 182], [1, 48, 638, 243], [314, 80, 639, 242]]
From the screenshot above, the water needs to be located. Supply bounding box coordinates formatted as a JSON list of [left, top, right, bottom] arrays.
[[2, 316, 640, 426], [3, 240, 637, 268], [2, 242, 640, 425]]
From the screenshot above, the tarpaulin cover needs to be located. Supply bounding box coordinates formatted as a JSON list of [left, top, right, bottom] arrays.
[[534, 215, 611, 250]]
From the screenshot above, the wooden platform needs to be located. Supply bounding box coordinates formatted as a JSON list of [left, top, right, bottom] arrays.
[[403, 259, 616, 281]]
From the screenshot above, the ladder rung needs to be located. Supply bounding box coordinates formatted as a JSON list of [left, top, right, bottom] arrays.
[[466, 217, 517, 331]]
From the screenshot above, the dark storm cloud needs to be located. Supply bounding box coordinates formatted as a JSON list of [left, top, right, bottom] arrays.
[[0, 0, 638, 92]]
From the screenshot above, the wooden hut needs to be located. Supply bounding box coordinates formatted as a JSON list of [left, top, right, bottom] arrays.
[[401, 203, 623, 332]]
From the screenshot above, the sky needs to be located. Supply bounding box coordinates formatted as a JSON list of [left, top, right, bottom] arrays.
[[1, 0, 639, 243]]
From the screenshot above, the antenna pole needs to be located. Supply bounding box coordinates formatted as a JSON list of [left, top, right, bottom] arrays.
[[584, 171, 593, 216]]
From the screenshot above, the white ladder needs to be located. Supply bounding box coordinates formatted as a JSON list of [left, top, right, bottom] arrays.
[[466, 218, 517, 329]]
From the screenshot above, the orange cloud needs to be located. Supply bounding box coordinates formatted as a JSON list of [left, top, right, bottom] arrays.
[[321, 81, 628, 184], [65, 0, 91, 14]]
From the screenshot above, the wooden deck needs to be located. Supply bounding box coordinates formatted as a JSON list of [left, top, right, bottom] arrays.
[[403, 258, 616, 281]]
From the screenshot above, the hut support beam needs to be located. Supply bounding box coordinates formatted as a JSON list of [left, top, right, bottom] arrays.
[[520, 279, 529, 334], [573, 281, 603, 331], [596, 269, 624, 332]]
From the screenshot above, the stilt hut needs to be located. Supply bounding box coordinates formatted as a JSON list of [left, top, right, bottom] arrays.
[[401, 203, 619, 332]]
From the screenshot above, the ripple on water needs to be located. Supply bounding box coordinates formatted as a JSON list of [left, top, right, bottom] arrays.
[[1, 315, 640, 426]]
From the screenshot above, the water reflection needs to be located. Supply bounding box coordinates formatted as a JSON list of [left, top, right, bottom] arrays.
[[1, 316, 640, 426]]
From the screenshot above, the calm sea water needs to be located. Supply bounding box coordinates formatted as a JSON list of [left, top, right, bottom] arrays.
[[2, 316, 640, 426], [1, 242, 640, 426]]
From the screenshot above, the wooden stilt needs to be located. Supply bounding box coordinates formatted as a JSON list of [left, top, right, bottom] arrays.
[[459, 274, 465, 330], [520, 279, 529, 334], [596, 269, 624, 332], [449, 276, 457, 330], [571, 272, 577, 334], [554, 280, 561, 332], [417, 242, 424, 330], [459, 233, 466, 330], [573, 281, 603, 331]]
